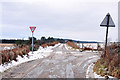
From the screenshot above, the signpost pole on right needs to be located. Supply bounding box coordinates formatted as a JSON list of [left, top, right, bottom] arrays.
[[100, 13, 115, 58], [104, 14, 110, 57]]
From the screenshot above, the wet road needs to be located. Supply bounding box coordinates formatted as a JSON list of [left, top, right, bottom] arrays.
[[1, 44, 101, 78]]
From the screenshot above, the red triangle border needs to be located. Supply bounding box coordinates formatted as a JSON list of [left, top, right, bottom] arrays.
[[30, 26, 36, 33]]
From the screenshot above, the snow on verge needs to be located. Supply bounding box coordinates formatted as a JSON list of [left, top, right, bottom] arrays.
[[94, 71, 114, 78], [0, 43, 61, 73], [86, 63, 115, 79]]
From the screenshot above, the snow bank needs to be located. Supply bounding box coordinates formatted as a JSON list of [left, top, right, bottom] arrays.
[[0, 43, 60, 73]]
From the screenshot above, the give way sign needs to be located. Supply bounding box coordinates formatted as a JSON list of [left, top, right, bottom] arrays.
[[29, 26, 36, 33]]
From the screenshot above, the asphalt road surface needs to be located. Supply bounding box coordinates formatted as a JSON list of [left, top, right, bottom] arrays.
[[1, 44, 101, 78]]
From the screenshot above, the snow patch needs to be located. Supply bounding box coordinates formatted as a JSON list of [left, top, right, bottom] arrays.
[[0, 46, 16, 50], [56, 51, 63, 54], [87, 56, 99, 59], [64, 44, 69, 50], [94, 72, 115, 78], [59, 44, 64, 48]]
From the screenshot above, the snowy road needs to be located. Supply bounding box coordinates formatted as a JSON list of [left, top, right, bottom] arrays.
[[1, 44, 101, 78]]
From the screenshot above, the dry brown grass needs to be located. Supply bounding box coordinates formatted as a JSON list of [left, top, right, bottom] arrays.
[[0, 45, 30, 65], [82, 47, 103, 51], [41, 41, 59, 48], [0, 43, 15, 47], [94, 43, 120, 79], [66, 41, 80, 49]]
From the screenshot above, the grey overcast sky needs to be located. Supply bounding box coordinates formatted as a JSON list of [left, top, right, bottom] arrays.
[[0, 0, 119, 42]]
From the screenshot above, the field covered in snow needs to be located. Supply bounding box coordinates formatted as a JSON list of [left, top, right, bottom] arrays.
[[76, 43, 104, 49]]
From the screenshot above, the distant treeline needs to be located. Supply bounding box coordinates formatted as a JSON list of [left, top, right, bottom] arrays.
[[0, 37, 65, 45], [1, 39, 16, 43], [0, 36, 102, 44]]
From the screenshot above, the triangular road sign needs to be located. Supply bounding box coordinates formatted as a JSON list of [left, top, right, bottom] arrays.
[[30, 26, 36, 33], [100, 13, 115, 27]]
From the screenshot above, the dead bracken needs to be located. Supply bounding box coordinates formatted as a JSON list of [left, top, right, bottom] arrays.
[[93, 43, 120, 79]]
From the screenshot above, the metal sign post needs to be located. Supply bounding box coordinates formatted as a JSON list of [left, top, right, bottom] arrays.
[[104, 14, 110, 58], [30, 26, 36, 53], [100, 13, 115, 58], [32, 32, 33, 53]]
